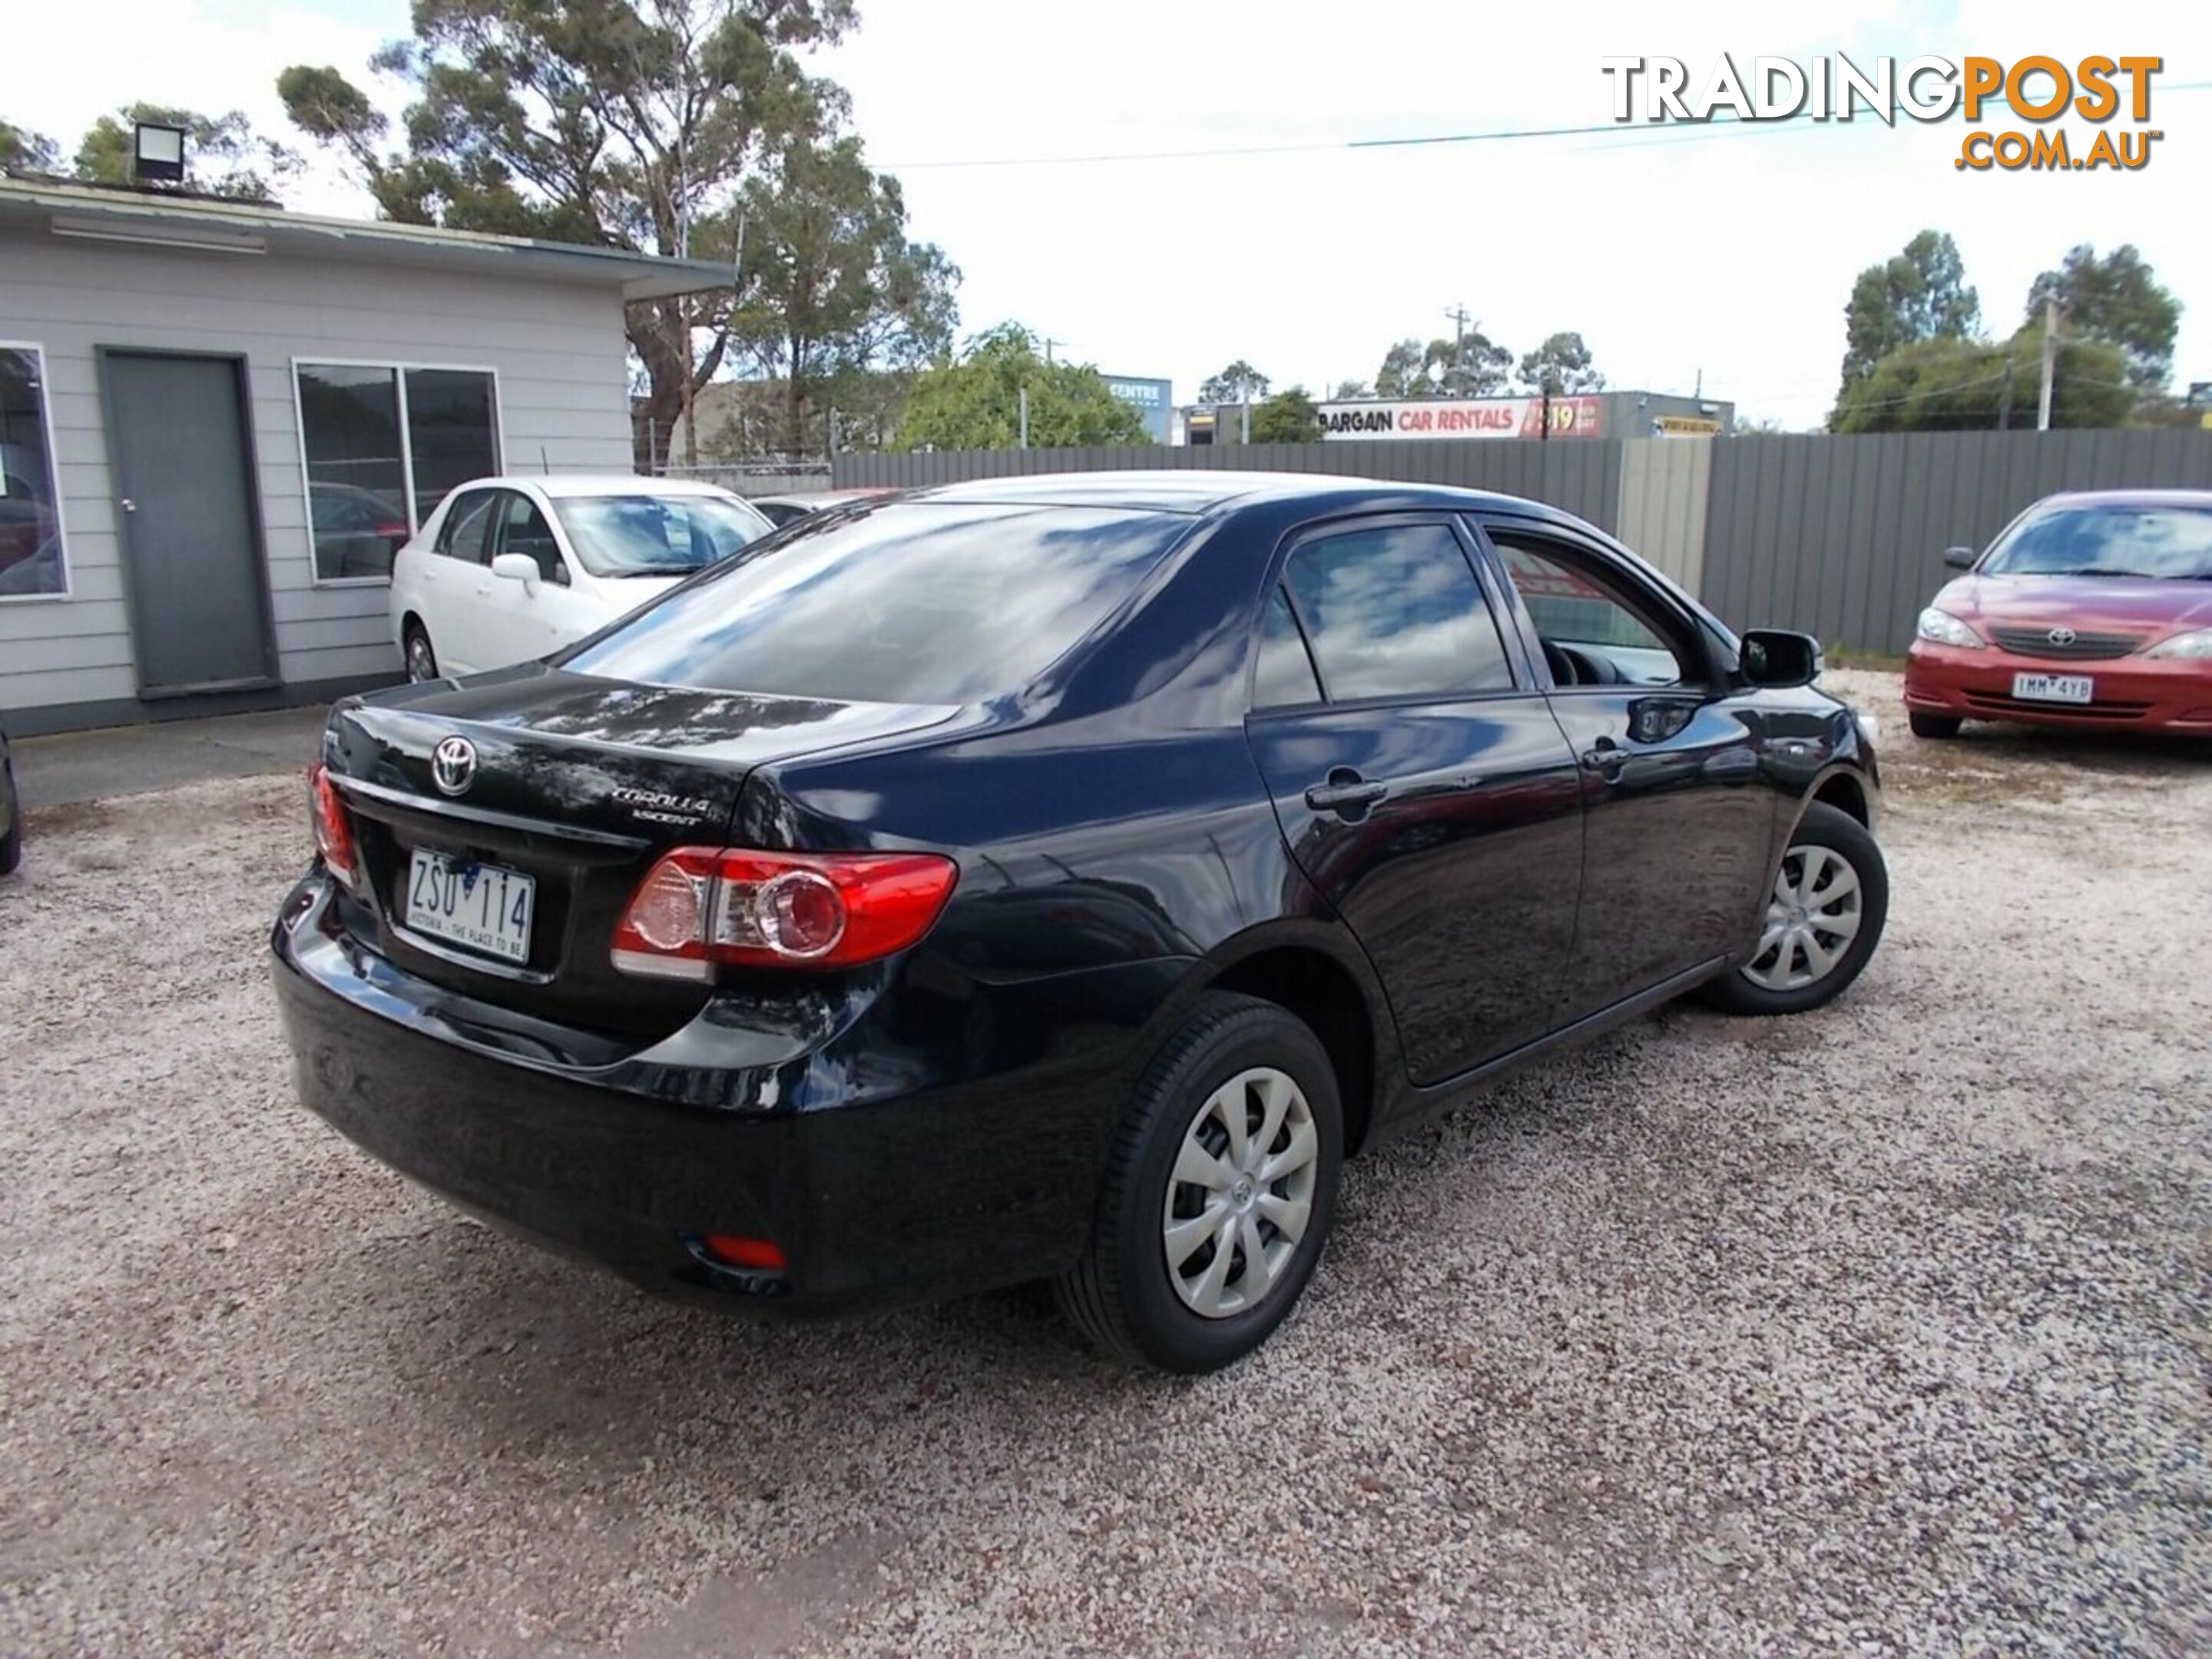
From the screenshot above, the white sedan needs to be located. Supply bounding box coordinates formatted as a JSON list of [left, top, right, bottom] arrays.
[[388, 475, 775, 681]]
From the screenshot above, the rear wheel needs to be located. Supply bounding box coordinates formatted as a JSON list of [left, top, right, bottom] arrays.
[[402, 620, 439, 684], [1908, 710, 1962, 739], [1702, 801, 1888, 1016], [1, 760, 19, 876], [1056, 992, 1342, 1373]]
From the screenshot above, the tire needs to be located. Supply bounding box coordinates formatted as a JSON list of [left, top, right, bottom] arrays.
[[1701, 801, 1889, 1017], [1909, 710, 1962, 740], [0, 762, 19, 876], [402, 620, 439, 684], [1056, 992, 1343, 1374]]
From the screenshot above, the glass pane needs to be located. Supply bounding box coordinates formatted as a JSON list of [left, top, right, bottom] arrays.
[[404, 369, 498, 527], [499, 492, 565, 582], [1283, 525, 1513, 701], [565, 502, 1189, 704], [550, 492, 770, 578], [296, 363, 408, 581], [1252, 584, 1321, 708], [1495, 538, 1686, 684], [0, 346, 68, 598], [1983, 506, 2212, 579], [440, 492, 498, 565]]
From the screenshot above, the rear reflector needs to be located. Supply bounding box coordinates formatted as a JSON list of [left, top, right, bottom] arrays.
[[700, 1234, 786, 1272], [308, 763, 357, 887], [611, 846, 958, 979]]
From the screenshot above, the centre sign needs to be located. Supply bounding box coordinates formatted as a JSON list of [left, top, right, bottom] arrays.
[[1316, 396, 1604, 441]]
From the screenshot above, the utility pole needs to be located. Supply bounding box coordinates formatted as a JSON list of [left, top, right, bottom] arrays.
[[1540, 379, 1553, 443], [2036, 295, 2061, 431], [1018, 386, 1029, 449], [1042, 336, 1065, 366], [1443, 304, 1469, 394], [1240, 401, 1250, 444]]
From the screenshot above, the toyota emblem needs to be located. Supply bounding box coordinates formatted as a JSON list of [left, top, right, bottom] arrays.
[[431, 735, 478, 796], [2046, 626, 2078, 647]]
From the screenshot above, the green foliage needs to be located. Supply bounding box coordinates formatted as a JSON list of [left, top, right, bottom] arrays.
[[1198, 360, 1270, 404], [1330, 379, 1371, 402], [2027, 243, 2181, 389], [73, 104, 296, 200], [1518, 332, 1604, 396], [1, 118, 59, 172], [1830, 330, 2131, 433], [892, 324, 1148, 451], [1375, 329, 1511, 398], [1837, 230, 1980, 396], [277, 0, 932, 453], [1248, 386, 1322, 444]]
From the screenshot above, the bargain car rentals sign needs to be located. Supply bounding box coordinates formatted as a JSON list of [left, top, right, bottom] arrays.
[[1316, 397, 1604, 440]]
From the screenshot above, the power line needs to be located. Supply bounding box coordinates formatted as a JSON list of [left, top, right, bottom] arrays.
[[881, 82, 2211, 172]]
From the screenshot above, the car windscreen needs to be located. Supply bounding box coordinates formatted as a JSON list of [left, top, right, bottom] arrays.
[[1981, 505, 2212, 580], [551, 494, 772, 578], [559, 501, 1191, 704]]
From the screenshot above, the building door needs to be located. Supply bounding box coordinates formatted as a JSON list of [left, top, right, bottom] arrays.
[[101, 352, 276, 695]]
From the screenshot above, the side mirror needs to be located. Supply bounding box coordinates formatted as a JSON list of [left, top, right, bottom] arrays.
[[1738, 628, 1823, 690], [1942, 546, 1977, 570], [490, 551, 539, 592]]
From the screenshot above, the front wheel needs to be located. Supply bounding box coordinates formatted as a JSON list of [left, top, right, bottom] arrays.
[[0, 760, 20, 876], [1056, 992, 1343, 1374], [402, 621, 439, 684], [1702, 801, 1889, 1016]]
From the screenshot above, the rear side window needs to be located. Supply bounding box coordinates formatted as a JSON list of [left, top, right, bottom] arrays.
[[561, 502, 1190, 704], [1281, 524, 1514, 701], [439, 492, 497, 563]]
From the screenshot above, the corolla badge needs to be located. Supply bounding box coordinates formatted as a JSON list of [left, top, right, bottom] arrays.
[[431, 735, 478, 796], [2046, 626, 2078, 647]]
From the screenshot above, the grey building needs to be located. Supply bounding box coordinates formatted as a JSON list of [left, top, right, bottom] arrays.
[[0, 175, 729, 734]]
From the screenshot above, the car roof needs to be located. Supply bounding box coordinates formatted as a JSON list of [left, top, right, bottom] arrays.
[[902, 469, 1578, 519], [452, 473, 745, 499], [750, 488, 897, 508], [2032, 488, 2212, 512]]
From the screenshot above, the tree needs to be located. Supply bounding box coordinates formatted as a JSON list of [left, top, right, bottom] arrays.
[[1249, 386, 1322, 443], [2027, 244, 2181, 390], [1198, 360, 1270, 404], [1830, 330, 2131, 433], [1518, 332, 1605, 396], [280, 0, 862, 459], [1330, 379, 1371, 401], [74, 104, 298, 200], [892, 323, 1147, 451], [1375, 329, 1512, 399], [1836, 230, 1981, 398], [1, 118, 59, 173], [727, 130, 958, 454]]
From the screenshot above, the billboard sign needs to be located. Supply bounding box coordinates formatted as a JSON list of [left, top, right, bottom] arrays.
[[1102, 376, 1173, 443], [1317, 396, 1603, 440]]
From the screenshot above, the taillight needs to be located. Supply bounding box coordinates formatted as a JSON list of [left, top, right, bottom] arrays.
[[308, 763, 357, 888], [611, 847, 958, 979]]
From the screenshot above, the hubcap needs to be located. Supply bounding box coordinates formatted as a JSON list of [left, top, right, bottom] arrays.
[[1161, 1067, 1319, 1320], [407, 635, 435, 681], [1742, 842, 1863, 992]]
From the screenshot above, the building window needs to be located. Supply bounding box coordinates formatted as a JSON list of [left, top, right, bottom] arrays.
[[295, 362, 500, 582], [0, 343, 68, 601]]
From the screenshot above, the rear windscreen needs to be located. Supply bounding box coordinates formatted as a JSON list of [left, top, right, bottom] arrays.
[[559, 502, 1191, 704]]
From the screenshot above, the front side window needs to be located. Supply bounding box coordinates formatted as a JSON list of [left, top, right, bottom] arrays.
[[563, 501, 1190, 704], [498, 494, 566, 584], [1492, 534, 1690, 687], [0, 344, 67, 600], [1981, 505, 2212, 580], [1280, 523, 1514, 702], [550, 493, 770, 579], [439, 492, 498, 565], [296, 363, 499, 582]]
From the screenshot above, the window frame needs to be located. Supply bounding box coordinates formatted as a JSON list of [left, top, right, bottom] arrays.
[[435, 487, 502, 565], [1466, 512, 1721, 694], [290, 356, 505, 589], [1245, 511, 1536, 719], [0, 341, 72, 605]]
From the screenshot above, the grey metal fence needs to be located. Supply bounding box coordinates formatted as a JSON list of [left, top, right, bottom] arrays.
[[835, 429, 2212, 656]]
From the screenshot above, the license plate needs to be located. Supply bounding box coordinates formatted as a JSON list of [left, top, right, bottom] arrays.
[[2012, 673, 2094, 704], [405, 849, 535, 964]]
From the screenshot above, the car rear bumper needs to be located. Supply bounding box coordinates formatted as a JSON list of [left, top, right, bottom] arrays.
[[271, 875, 1178, 1316], [1903, 642, 2212, 733]]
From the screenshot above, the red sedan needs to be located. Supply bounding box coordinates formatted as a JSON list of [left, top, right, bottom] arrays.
[[1903, 490, 2212, 739]]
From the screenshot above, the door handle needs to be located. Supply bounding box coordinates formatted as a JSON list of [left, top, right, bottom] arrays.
[[1305, 774, 1389, 813], [1580, 736, 1624, 771], [119, 498, 137, 515]]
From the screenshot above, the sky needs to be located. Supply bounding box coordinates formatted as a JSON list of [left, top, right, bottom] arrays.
[[8, 0, 2205, 430]]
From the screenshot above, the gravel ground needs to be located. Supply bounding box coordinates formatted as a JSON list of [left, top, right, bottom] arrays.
[[2, 671, 2207, 1657]]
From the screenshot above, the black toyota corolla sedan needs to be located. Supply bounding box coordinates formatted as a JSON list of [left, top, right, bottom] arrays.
[[273, 472, 1886, 1373]]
